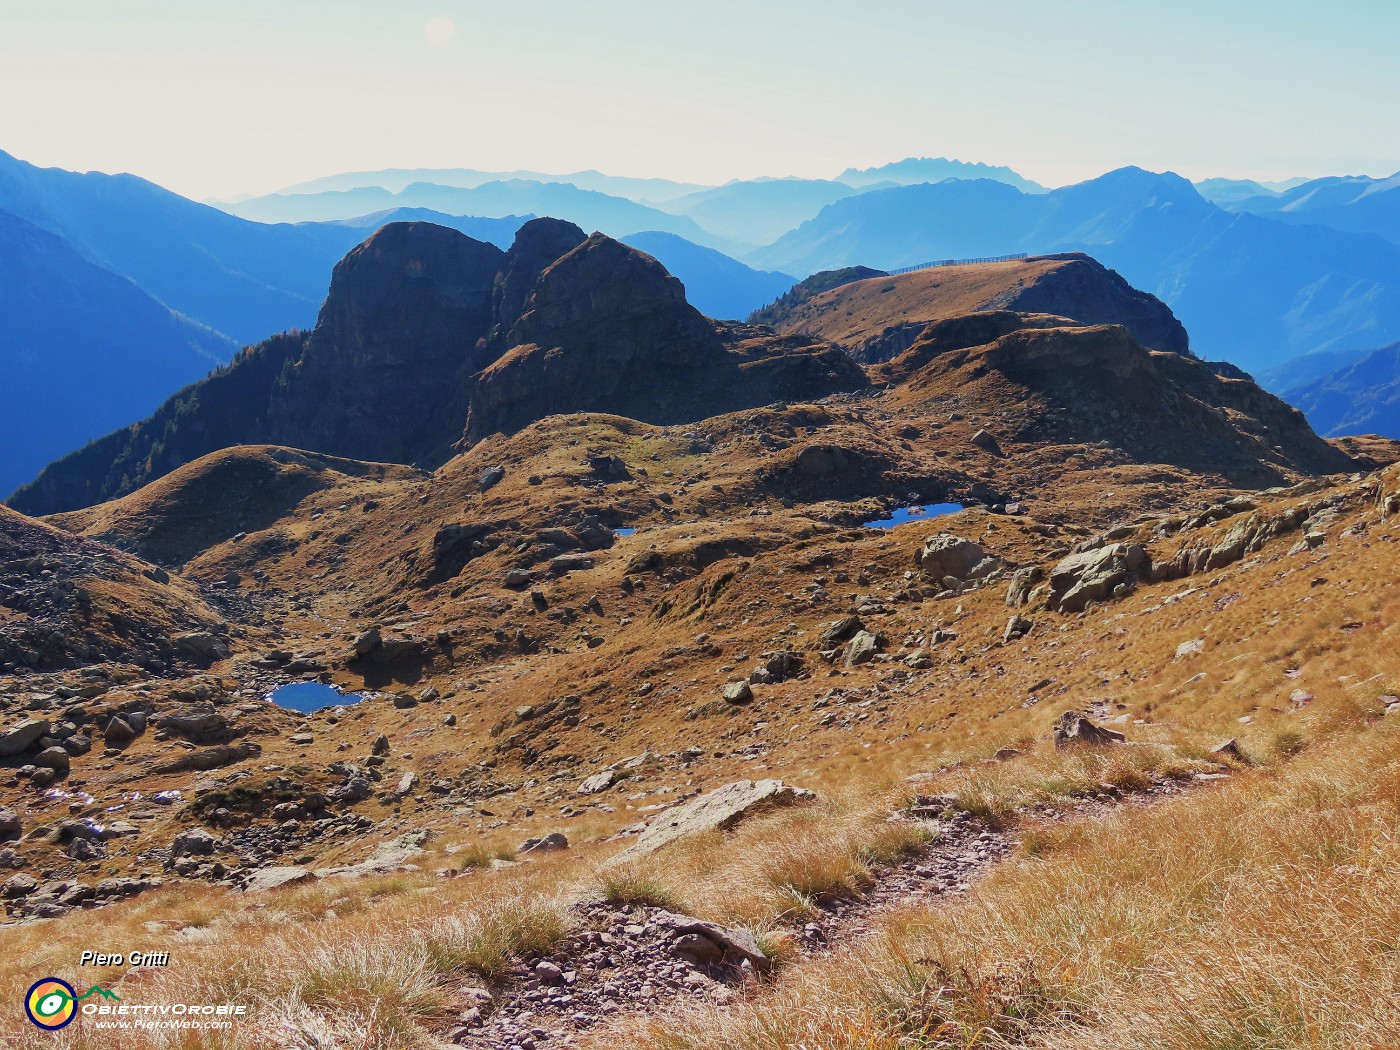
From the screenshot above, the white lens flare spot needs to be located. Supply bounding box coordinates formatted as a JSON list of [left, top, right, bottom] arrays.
[[424, 16, 457, 47]]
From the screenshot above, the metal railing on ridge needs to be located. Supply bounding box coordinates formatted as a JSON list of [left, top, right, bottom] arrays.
[[887, 252, 1029, 275]]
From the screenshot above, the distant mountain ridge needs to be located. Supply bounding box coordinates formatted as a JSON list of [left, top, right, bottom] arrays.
[[1223, 172, 1400, 246], [0, 148, 365, 344], [749, 168, 1400, 373], [837, 156, 1046, 193], [1283, 341, 1400, 439], [0, 208, 233, 499], [220, 178, 729, 249]]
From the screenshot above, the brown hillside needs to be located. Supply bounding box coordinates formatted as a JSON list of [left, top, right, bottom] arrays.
[[767, 253, 1188, 360]]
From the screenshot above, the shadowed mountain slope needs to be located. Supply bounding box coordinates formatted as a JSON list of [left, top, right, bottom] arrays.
[[0, 208, 234, 501], [1283, 341, 1400, 439], [9, 220, 866, 515]]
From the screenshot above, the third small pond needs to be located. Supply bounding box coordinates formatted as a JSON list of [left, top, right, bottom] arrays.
[[267, 682, 364, 713], [861, 502, 964, 529]]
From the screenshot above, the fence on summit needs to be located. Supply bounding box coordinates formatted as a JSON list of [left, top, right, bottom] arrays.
[[887, 252, 1029, 275]]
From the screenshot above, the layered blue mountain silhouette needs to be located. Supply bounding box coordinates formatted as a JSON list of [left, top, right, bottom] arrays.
[[6, 146, 1400, 502], [1283, 341, 1400, 439], [749, 168, 1400, 374]]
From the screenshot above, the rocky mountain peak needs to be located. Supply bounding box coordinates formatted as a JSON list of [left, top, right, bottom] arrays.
[[492, 217, 589, 331]]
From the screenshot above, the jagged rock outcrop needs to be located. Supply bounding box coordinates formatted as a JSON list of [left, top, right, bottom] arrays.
[[465, 234, 867, 441], [1047, 542, 1150, 612], [985, 253, 1189, 354], [270, 221, 505, 467], [491, 217, 589, 333], [762, 252, 1189, 362], [13, 220, 867, 515]]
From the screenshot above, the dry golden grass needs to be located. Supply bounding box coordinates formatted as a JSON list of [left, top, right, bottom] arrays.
[[601, 706, 1400, 1050]]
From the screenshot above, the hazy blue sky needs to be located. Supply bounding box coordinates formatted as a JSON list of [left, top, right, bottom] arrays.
[[2, 0, 1397, 199]]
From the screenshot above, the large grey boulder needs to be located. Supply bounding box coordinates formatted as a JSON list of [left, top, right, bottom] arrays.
[[242, 866, 316, 893], [609, 779, 815, 863], [33, 747, 70, 774], [154, 703, 231, 743], [1047, 543, 1149, 612], [0, 719, 49, 758], [844, 630, 881, 667], [915, 534, 988, 580], [578, 770, 622, 795], [169, 826, 221, 858]]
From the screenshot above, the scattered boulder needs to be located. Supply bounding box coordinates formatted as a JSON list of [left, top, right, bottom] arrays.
[[1047, 543, 1149, 612], [478, 465, 506, 491], [0, 719, 49, 758], [1003, 616, 1033, 643], [579, 770, 622, 795], [818, 615, 864, 650], [154, 703, 231, 744], [32, 747, 70, 774], [1175, 639, 1205, 659], [242, 866, 316, 893], [169, 826, 221, 859], [151, 742, 260, 775], [916, 534, 989, 581], [1004, 566, 1044, 607], [844, 630, 881, 667], [534, 960, 564, 984], [0, 809, 20, 840], [352, 628, 382, 656], [520, 833, 569, 854], [2, 873, 37, 898], [654, 910, 772, 973], [174, 632, 230, 661], [503, 569, 532, 589], [610, 779, 816, 861], [1052, 711, 1127, 749], [970, 428, 1002, 455], [1211, 738, 1245, 760], [102, 715, 137, 747], [721, 681, 754, 705], [551, 552, 596, 575], [391, 771, 419, 800]]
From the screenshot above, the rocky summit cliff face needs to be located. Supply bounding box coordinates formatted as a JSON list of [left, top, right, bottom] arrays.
[[270, 222, 505, 466], [465, 234, 866, 440], [8, 219, 867, 514]]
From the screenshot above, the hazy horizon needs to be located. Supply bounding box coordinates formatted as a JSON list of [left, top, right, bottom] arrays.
[[4, 0, 1399, 201]]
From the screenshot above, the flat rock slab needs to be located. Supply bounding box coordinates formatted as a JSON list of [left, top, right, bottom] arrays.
[[609, 779, 815, 863], [242, 866, 316, 893]]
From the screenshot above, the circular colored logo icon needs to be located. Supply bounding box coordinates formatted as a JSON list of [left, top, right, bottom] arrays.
[[25, 978, 77, 1030]]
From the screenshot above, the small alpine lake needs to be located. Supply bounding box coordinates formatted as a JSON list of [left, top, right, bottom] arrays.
[[266, 681, 364, 713], [861, 502, 964, 529]]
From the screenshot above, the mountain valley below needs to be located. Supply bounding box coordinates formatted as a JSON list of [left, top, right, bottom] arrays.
[[3, 211, 1400, 1049]]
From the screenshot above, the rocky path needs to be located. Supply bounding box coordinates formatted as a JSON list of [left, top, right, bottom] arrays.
[[447, 771, 1201, 1049]]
